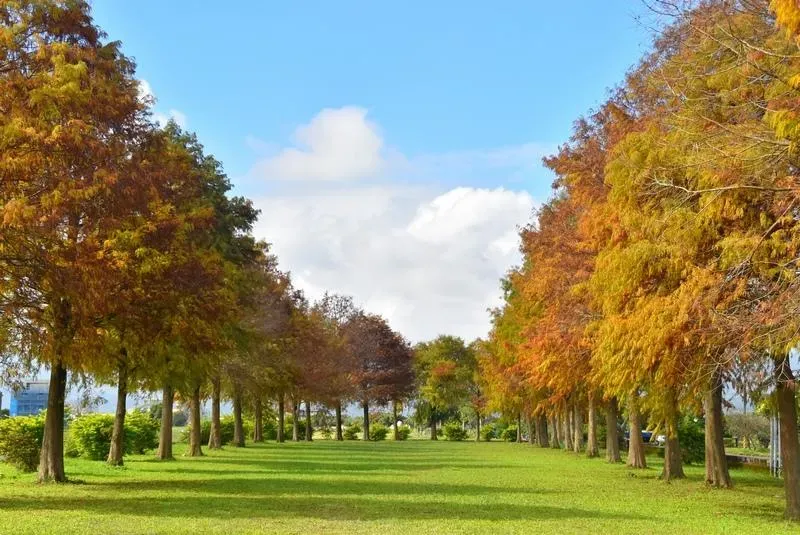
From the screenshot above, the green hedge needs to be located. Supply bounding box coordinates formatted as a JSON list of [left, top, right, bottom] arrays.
[[443, 421, 468, 441], [501, 424, 518, 442], [343, 423, 361, 440], [370, 424, 389, 441], [678, 416, 705, 465], [68, 411, 159, 460], [69, 414, 115, 460], [480, 423, 496, 441], [0, 414, 45, 472], [283, 414, 312, 440], [125, 411, 160, 454]]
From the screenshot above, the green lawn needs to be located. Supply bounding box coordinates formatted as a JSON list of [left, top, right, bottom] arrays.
[[0, 440, 794, 534], [726, 446, 769, 457]]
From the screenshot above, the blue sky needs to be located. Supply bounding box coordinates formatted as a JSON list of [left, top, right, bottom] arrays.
[[86, 1, 654, 345], [92, 1, 651, 198]]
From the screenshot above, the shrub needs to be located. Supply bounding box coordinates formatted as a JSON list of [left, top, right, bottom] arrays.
[[678, 415, 705, 465], [320, 427, 333, 440], [443, 421, 468, 441], [0, 414, 45, 472], [370, 424, 389, 441], [124, 411, 159, 454], [283, 414, 311, 440], [241, 417, 255, 442], [343, 423, 361, 440], [480, 423, 496, 441], [657, 416, 705, 465], [70, 413, 115, 460], [65, 430, 81, 458], [181, 420, 210, 444], [501, 424, 518, 442], [596, 415, 608, 445], [70, 412, 159, 460], [263, 419, 278, 441], [172, 410, 189, 427], [395, 426, 411, 440], [284, 422, 312, 440]]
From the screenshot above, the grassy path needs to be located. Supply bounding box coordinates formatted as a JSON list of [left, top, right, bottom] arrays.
[[0, 440, 794, 534]]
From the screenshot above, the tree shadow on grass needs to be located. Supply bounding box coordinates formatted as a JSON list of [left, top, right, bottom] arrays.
[[159, 458, 514, 473], [728, 502, 789, 525], [725, 470, 782, 489], [94, 476, 553, 498], [130, 449, 516, 475], [0, 493, 645, 523]]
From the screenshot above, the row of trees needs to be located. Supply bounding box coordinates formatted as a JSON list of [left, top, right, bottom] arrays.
[[479, 0, 800, 521], [0, 0, 414, 482]]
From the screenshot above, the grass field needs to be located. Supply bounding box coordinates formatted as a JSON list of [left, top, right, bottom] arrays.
[[0, 440, 795, 534]]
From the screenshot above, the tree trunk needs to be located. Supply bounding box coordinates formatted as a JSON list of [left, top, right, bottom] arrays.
[[775, 354, 800, 520], [232, 387, 245, 447], [107, 356, 128, 466], [537, 415, 549, 447], [704, 400, 714, 484], [476, 415, 481, 442], [586, 395, 598, 458], [573, 402, 583, 453], [277, 394, 285, 443], [562, 405, 573, 451], [38, 360, 68, 482], [627, 395, 646, 469], [532, 413, 540, 446], [606, 397, 621, 463], [362, 400, 370, 441], [525, 412, 535, 445], [516, 413, 522, 443], [187, 385, 203, 457], [157, 383, 174, 460], [305, 400, 312, 441], [335, 401, 343, 441], [253, 397, 264, 442], [393, 400, 399, 440], [705, 370, 731, 488], [208, 376, 221, 449], [292, 401, 299, 441], [550, 414, 560, 449], [430, 414, 437, 440], [662, 389, 685, 481]]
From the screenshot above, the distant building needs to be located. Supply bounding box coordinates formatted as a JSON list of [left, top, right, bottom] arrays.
[[10, 380, 49, 416]]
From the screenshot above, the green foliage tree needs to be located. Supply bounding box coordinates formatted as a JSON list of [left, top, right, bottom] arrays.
[[414, 336, 477, 440]]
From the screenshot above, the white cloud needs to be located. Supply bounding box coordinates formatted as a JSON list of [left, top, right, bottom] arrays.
[[407, 187, 532, 244], [247, 106, 545, 342], [166, 109, 188, 129], [152, 109, 188, 129], [253, 107, 384, 181], [252, 185, 535, 342], [138, 79, 188, 129], [138, 79, 155, 103]]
